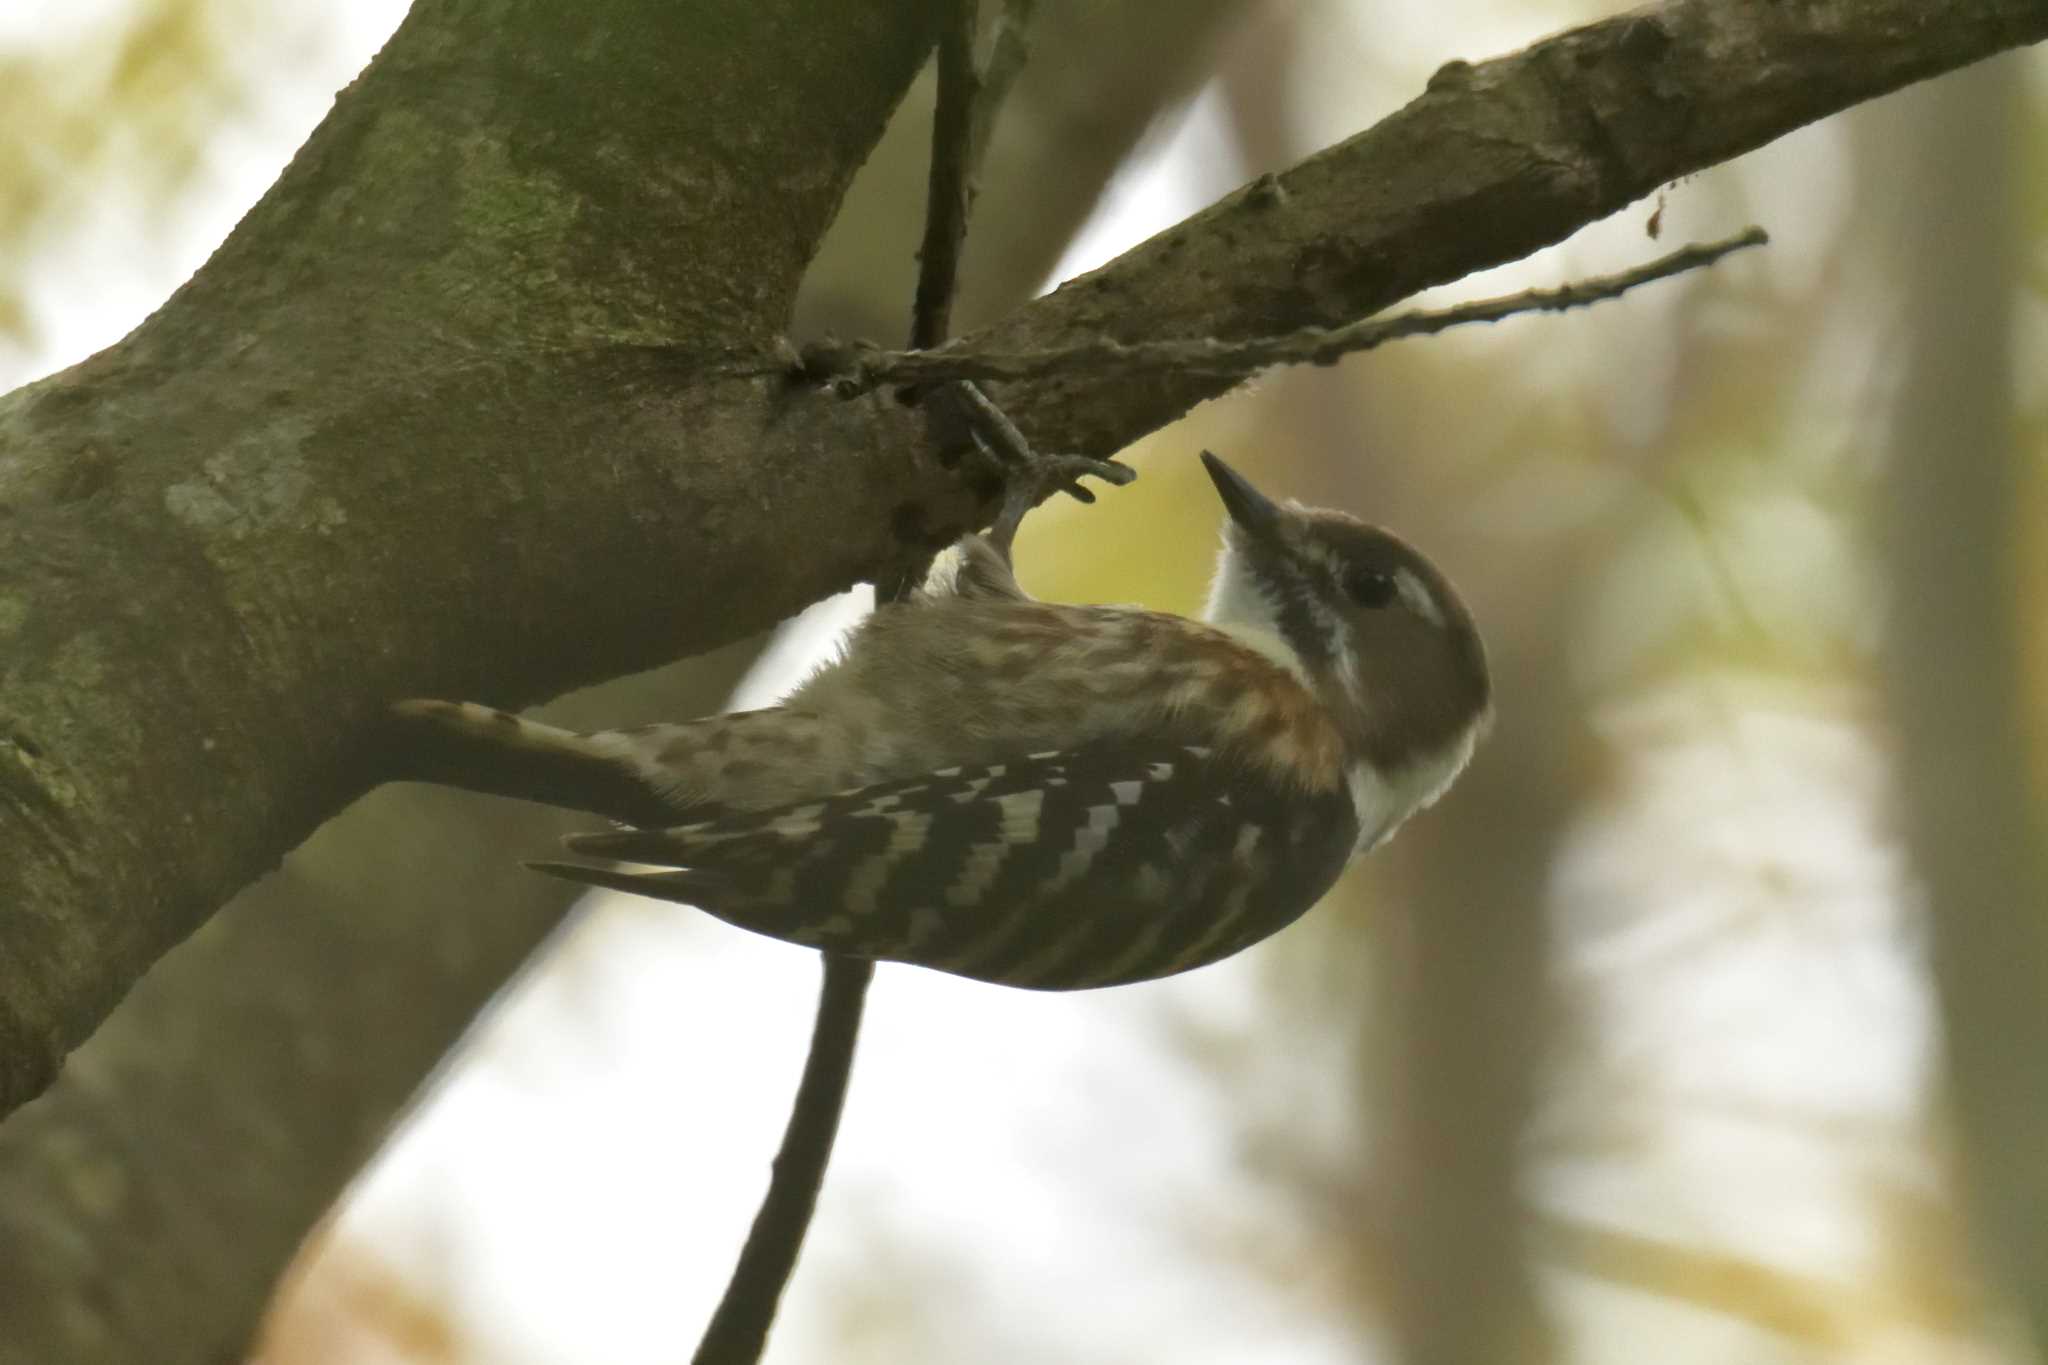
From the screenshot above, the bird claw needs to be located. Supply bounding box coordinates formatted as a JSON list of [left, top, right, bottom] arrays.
[[946, 381, 1135, 558], [1042, 452, 1139, 501], [989, 447, 1134, 557]]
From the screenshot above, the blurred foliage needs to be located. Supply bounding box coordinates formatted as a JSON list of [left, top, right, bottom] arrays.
[[0, 0, 311, 375], [1017, 4, 2048, 1362], [264, 1244, 461, 1365], [2018, 71, 2048, 791]]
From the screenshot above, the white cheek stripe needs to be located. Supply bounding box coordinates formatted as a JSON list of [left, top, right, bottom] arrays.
[[1394, 568, 1444, 626]]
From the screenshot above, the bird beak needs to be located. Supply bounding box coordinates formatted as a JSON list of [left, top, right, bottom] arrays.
[[1200, 451, 1287, 546]]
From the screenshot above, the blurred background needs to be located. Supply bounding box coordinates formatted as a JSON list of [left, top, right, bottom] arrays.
[[4, 1, 2043, 1361]]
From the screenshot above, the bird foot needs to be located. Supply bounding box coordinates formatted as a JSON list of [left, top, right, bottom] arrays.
[[946, 380, 1135, 559]]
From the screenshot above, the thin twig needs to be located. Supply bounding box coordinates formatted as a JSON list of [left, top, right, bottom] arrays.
[[911, 0, 1033, 348], [691, 956, 874, 1365], [909, 1, 982, 350], [819, 226, 1768, 392], [695, 6, 1009, 1361]]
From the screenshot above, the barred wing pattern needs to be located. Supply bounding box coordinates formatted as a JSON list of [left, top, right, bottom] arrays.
[[533, 745, 1359, 990]]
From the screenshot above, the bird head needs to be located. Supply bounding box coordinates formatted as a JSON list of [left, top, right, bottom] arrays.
[[1199, 450, 1491, 780]]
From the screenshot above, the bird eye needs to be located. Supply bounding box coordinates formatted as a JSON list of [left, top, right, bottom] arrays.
[[1345, 566, 1397, 609]]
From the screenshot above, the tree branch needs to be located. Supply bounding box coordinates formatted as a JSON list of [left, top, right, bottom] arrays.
[[2, 0, 2042, 1127], [908, 0, 981, 351], [950, 0, 2048, 462], [808, 226, 1768, 391]]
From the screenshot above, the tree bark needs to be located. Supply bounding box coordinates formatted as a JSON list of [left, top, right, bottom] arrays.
[[0, 0, 2042, 1264], [0, 0, 947, 1119]]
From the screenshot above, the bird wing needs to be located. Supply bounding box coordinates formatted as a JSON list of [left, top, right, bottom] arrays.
[[531, 743, 1359, 990]]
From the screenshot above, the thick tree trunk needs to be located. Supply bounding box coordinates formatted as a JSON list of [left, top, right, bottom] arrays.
[[0, 0, 948, 1119]]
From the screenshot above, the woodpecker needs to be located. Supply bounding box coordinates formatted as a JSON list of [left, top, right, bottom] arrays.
[[392, 452, 1490, 990]]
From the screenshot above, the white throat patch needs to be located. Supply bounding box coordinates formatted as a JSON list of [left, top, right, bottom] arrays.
[[1201, 540, 1312, 686]]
